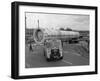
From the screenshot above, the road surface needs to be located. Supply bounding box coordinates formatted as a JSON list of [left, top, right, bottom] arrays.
[[25, 43, 89, 68]]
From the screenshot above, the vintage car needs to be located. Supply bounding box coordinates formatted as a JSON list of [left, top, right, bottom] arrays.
[[44, 39, 63, 61]]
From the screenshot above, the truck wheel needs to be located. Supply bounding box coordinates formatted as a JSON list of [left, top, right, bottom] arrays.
[[69, 40, 72, 44], [60, 56, 63, 60], [46, 58, 51, 62]]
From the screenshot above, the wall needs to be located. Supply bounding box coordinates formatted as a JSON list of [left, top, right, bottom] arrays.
[[0, 0, 99, 81]]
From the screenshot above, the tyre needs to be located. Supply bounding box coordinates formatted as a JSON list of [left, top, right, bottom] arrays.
[[44, 49, 45, 56], [46, 58, 51, 62], [60, 56, 63, 60]]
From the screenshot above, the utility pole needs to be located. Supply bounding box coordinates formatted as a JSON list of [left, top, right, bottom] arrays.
[[25, 13, 27, 29], [38, 19, 39, 29]]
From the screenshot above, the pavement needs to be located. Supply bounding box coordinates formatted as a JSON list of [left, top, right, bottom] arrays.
[[25, 43, 89, 68]]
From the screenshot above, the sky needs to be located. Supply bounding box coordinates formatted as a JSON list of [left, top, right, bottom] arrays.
[[25, 12, 89, 31]]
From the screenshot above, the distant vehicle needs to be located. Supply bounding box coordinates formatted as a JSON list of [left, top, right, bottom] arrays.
[[44, 39, 63, 61]]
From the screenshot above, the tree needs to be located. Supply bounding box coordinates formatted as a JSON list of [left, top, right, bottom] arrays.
[[59, 28, 65, 30], [66, 28, 72, 31]]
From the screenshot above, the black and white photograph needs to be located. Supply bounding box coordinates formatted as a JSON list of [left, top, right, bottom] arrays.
[[11, 2, 97, 79], [25, 12, 90, 68]]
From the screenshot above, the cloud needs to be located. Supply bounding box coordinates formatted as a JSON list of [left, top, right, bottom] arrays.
[[26, 13, 89, 30]]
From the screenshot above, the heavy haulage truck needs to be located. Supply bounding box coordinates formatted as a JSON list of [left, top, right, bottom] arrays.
[[34, 28, 64, 61], [32, 20, 80, 61], [33, 27, 80, 61]]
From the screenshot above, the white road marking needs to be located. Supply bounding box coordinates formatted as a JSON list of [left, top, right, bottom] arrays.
[[63, 51, 81, 56], [62, 60, 73, 65]]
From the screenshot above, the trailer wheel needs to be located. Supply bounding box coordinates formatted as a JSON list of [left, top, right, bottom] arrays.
[[43, 49, 45, 56], [69, 40, 72, 44], [74, 41, 79, 43]]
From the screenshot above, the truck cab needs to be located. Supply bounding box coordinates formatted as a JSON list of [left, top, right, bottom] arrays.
[[44, 39, 63, 61]]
